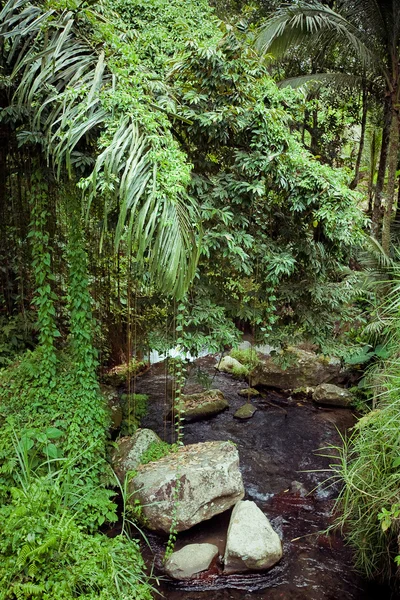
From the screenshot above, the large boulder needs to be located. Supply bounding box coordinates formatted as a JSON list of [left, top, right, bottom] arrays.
[[180, 389, 229, 421], [224, 500, 282, 574], [130, 441, 244, 533], [251, 347, 342, 389], [312, 383, 353, 407], [111, 429, 162, 482], [164, 543, 219, 580]]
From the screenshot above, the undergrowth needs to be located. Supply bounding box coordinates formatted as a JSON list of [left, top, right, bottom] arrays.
[[0, 447, 153, 600], [331, 357, 400, 582]]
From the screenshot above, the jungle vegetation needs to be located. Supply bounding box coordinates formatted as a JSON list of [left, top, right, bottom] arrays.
[[0, 0, 400, 596]]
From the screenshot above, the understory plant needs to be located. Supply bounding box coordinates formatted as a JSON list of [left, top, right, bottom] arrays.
[[0, 448, 153, 600], [331, 361, 400, 582]]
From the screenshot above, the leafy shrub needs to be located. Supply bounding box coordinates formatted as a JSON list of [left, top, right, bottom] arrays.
[[230, 347, 261, 370], [120, 393, 149, 435]]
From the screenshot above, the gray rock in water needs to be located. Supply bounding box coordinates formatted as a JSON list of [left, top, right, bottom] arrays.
[[224, 500, 282, 574], [111, 429, 162, 483], [165, 543, 219, 580], [180, 389, 229, 421], [251, 347, 342, 389], [234, 403, 257, 420], [130, 440, 244, 533], [312, 383, 353, 407]]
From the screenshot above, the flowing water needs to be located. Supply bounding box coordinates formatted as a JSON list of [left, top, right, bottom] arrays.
[[132, 356, 392, 600]]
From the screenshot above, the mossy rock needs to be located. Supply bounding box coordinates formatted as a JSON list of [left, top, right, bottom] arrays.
[[238, 388, 260, 398], [217, 356, 249, 378], [251, 347, 343, 389], [180, 389, 229, 422], [234, 403, 257, 420]]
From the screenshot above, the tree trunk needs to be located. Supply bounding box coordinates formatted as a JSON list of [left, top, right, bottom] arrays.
[[381, 113, 400, 255], [350, 85, 368, 189], [372, 98, 392, 237], [367, 128, 379, 215]]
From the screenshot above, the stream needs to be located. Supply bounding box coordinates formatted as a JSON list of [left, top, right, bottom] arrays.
[[132, 355, 392, 600]]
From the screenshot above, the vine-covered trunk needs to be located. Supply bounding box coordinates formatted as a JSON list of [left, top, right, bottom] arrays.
[[372, 98, 392, 237], [381, 113, 400, 255]]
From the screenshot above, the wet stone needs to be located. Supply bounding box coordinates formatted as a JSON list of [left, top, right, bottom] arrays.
[[234, 403, 257, 419], [180, 389, 229, 422], [165, 543, 219, 580]]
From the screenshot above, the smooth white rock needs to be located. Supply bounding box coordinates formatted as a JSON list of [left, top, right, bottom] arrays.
[[224, 500, 282, 573]]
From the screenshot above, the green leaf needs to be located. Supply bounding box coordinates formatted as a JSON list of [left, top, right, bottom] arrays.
[[45, 427, 64, 439], [46, 443, 59, 459]]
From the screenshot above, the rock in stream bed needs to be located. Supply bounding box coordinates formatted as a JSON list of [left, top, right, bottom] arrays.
[[234, 403, 257, 419], [312, 383, 353, 407], [180, 389, 229, 421], [224, 500, 282, 574], [165, 543, 219, 580], [130, 440, 244, 533]]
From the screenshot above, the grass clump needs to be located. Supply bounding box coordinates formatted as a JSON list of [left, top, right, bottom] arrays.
[[140, 440, 177, 465], [230, 347, 261, 369], [332, 358, 400, 583]]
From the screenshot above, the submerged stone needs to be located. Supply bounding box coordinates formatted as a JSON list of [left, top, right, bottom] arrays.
[[164, 543, 219, 580], [234, 403, 257, 420], [238, 387, 260, 398]]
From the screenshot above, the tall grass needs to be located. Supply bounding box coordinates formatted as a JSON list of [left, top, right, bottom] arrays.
[[332, 358, 400, 582]]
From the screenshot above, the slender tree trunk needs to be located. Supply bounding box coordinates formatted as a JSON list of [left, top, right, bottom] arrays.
[[367, 128, 378, 215], [350, 86, 368, 189], [372, 98, 392, 237], [381, 112, 400, 254]]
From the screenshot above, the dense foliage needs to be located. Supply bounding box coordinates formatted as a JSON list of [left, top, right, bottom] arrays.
[[1, 0, 400, 595]]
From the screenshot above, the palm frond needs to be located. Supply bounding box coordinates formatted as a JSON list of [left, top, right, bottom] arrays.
[[256, 1, 380, 75], [278, 72, 362, 90]]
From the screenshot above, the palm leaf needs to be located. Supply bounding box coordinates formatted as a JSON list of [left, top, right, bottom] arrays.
[[278, 72, 362, 90], [256, 1, 380, 75]]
